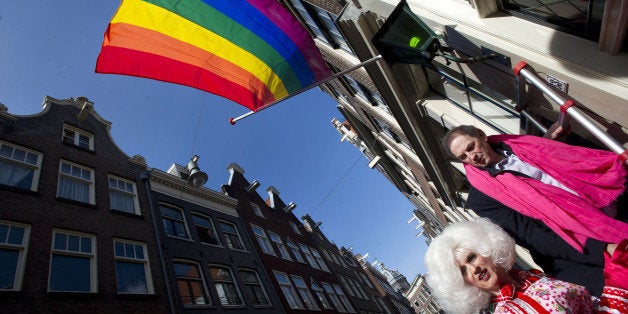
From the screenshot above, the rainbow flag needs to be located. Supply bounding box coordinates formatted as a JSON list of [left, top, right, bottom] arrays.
[[96, 0, 331, 111]]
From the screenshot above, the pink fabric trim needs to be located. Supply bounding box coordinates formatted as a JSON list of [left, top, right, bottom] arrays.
[[466, 134, 628, 251]]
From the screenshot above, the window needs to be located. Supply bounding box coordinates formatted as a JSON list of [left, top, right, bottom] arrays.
[[49, 230, 96, 292], [311, 248, 329, 271], [311, 281, 333, 309], [268, 231, 291, 260], [109, 175, 140, 214], [350, 277, 368, 299], [289, 221, 302, 235], [218, 220, 245, 251], [0, 221, 29, 291], [288, 0, 352, 53], [299, 244, 320, 269], [209, 265, 243, 306], [322, 282, 346, 312], [114, 239, 152, 294], [251, 203, 264, 218], [0, 141, 41, 191], [337, 274, 356, 297], [174, 260, 211, 306], [62, 124, 93, 150], [500, 0, 607, 44], [239, 269, 270, 306], [251, 225, 274, 255], [191, 213, 220, 246], [274, 271, 304, 309], [425, 66, 518, 134], [291, 276, 320, 310], [359, 272, 374, 289], [334, 284, 355, 312], [57, 160, 95, 204], [160, 204, 190, 239], [286, 240, 305, 263]]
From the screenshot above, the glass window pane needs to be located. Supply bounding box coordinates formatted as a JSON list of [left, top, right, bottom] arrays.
[[0, 145, 12, 158], [114, 241, 124, 257], [12, 149, 25, 162], [125, 243, 134, 258], [0, 249, 18, 290], [80, 237, 91, 253], [25, 153, 38, 165], [192, 215, 209, 227], [0, 225, 7, 243], [54, 233, 66, 250], [134, 245, 144, 260], [174, 263, 199, 278], [7, 227, 24, 245], [115, 261, 148, 293], [71, 166, 81, 178], [160, 206, 182, 219], [49, 255, 91, 292], [61, 162, 71, 175], [219, 222, 236, 233], [67, 235, 79, 252]]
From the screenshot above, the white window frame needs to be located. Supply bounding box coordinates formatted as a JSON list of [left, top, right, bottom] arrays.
[[173, 259, 212, 306], [287, 240, 305, 263], [48, 229, 97, 292], [334, 284, 355, 312], [62, 124, 94, 150], [291, 275, 320, 310], [350, 277, 367, 299], [0, 220, 30, 291], [238, 268, 271, 306], [0, 141, 42, 191], [299, 244, 320, 269], [191, 213, 221, 246], [218, 220, 246, 251], [322, 282, 346, 312], [113, 239, 154, 294], [208, 265, 244, 306], [311, 281, 333, 309], [250, 224, 275, 255], [159, 204, 191, 240], [268, 231, 291, 260], [273, 271, 304, 310], [311, 248, 329, 272], [251, 203, 264, 218], [108, 175, 140, 215], [57, 160, 95, 204], [337, 274, 356, 297]]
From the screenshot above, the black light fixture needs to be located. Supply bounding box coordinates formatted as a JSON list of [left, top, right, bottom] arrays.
[[372, 0, 495, 66]]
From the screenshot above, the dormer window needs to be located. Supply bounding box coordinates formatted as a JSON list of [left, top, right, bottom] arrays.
[[62, 124, 93, 150]]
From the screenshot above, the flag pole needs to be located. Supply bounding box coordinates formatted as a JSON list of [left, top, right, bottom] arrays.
[[230, 55, 383, 125]]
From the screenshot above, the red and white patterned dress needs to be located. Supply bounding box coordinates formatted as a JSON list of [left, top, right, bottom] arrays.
[[491, 269, 628, 314]]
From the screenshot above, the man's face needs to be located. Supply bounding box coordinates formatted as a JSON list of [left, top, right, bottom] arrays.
[[448, 133, 499, 167], [456, 251, 504, 294]]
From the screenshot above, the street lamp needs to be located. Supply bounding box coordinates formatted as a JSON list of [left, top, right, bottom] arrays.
[[372, 0, 495, 66]]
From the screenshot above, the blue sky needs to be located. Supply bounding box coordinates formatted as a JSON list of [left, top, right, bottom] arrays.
[[0, 1, 428, 279]]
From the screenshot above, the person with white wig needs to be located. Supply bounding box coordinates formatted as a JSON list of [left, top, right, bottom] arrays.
[[424, 218, 628, 314]]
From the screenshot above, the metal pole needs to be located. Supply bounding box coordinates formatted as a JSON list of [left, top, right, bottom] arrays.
[[514, 61, 628, 162], [230, 55, 384, 124]]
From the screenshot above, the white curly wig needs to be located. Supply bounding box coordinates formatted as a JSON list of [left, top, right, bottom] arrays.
[[424, 218, 516, 314]]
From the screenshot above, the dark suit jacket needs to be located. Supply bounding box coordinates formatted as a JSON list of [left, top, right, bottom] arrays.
[[467, 186, 605, 296]]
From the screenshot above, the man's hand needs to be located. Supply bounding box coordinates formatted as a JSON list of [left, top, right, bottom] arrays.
[[543, 121, 571, 141]]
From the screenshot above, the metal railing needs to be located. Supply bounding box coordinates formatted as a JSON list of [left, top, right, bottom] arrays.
[[513, 61, 628, 164]]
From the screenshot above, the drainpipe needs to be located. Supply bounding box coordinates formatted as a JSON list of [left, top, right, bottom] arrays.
[[140, 170, 176, 314]]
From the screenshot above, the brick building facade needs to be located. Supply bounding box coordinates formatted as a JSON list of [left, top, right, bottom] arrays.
[[0, 96, 169, 312], [145, 161, 283, 313]]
